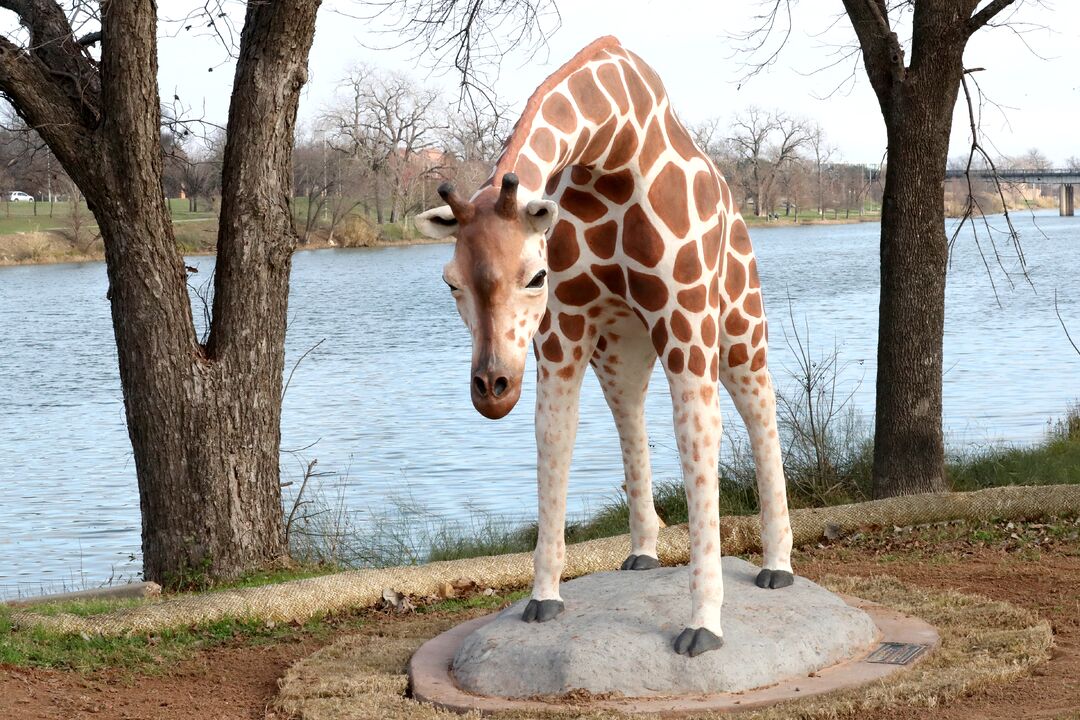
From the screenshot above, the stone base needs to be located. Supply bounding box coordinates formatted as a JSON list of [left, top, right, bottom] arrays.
[[453, 558, 877, 697], [409, 559, 939, 714]]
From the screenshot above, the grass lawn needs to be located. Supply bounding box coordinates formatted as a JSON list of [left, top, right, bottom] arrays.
[[0, 198, 216, 235]]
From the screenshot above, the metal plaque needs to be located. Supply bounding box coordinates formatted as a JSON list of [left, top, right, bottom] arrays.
[[864, 642, 929, 665]]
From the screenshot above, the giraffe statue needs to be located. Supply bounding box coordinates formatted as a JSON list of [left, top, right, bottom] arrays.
[[416, 36, 794, 657]]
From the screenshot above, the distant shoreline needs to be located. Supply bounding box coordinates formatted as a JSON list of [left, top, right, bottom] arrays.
[[0, 233, 456, 269]]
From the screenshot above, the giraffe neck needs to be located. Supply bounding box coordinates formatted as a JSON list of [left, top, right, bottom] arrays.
[[484, 36, 666, 202]]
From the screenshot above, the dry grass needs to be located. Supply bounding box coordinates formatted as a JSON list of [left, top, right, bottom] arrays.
[[275, 576, 1052, 720], [0, 231, 102, 265]]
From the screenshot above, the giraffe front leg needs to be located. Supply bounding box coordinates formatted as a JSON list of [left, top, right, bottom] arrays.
[[523, 328, 590, 624], [667, 369, 725, 656]]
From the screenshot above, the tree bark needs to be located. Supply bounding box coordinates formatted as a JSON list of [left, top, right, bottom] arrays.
[[0, 0, 321, 585], [843, 0, 975, 498]]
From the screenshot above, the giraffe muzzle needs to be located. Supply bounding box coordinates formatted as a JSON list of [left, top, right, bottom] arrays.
[[471, 366, 522, 420]]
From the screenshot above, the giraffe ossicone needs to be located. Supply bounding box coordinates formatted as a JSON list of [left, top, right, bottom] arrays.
[[416, 35, 795, 657]]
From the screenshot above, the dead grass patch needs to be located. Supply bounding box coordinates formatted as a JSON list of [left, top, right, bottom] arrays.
[[275, 577, 1051, 720]]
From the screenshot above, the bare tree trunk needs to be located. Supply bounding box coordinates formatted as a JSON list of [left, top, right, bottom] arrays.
[[0, 0, 320, 585], [374, 174, 385, 224], [851, 2, 971, 498]]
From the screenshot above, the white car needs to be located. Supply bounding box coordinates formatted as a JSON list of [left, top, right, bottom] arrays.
[[8, 191, 34, 202]]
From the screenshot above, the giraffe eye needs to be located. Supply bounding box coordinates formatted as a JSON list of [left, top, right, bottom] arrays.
[[444, 277, 460, 292], [526, 270, 547, 289]]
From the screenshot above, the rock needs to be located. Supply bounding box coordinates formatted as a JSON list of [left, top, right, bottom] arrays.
[[452, 557, 878, 698]]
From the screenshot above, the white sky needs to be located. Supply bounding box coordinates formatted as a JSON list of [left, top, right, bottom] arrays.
[[48, 2, 1080, 165]]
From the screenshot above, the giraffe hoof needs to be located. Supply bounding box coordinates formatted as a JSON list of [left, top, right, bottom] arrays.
[[755, 568, 795, 589], [620, 554, 660, 571], [673, 627, 724, 657], [522, 599, 564, 623]]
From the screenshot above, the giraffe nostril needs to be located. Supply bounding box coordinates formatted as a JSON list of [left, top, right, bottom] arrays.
[[492, 376, 509, 398], [473, 375, 488, 397]]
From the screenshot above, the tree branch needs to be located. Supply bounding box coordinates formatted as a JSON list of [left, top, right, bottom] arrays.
[[0, 33, 99, 188], [968, 0, 1018, 35], [840, 0, 906, 105], [0, 0, 101, 122]]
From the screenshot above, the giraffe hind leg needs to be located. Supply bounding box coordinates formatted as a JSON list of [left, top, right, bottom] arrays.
[[718, 354, 795, 588], [592, 326, 663, 572]]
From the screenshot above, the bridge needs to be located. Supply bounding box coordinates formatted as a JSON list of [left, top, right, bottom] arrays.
[[943, 168, 1078, 216]]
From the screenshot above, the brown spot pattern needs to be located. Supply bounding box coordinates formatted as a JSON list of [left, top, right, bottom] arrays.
[[557, 364, 576, 380], [547, 220, 579, 272], [650, 318, 668, 355], [558, 312, 585, 341], [590, 263, 626, 297], [630, 51, 666, 100], [670, 310, 693, 343], [744, 291, 763, 318], [541, 93, 576, 133], [604, 123, 638, 170], [701, 315, 716, 347], [677, 285, 707, 313], [704, 219, 724, 268], [724, 255, 746, 299], [665, 106, 698, 161], [729, 217, 752, 254], [693, 171, 719, 221], [708, 274, 720, 308], [750, 348, 766, 372], [530, 128, 556, 162], [582, 117, 618, 165], [648, 162, 690, 237], [561, 187, 607, 223], [596, 336, 608, 352], [638, 119, 665, 176], [667, 347, 684, 373], [709, 352, 719, 381], [594, 169, 634, 205], [597, 63, 629, 115], [673, 241, 701, 284], [538, 310, 551, 333], [622, 204, 664, 267], [568, 71, 609, 124], [554, 273, 601, 306], [585, 221, 618, 259], [545, 169, 564, 196], [620, 61, 651, 125], [627, 268, 668, 311], [727, 343, 749, 368], [570, 165, 592, 185], [751, 323, 764, 347], [688, 346, 707, 376], [725, 308, 749, 336], [748, 258, 761, 289], [570, 126, 592, 163], [515, 155, 542, 191], [542, 334, 564, 363]]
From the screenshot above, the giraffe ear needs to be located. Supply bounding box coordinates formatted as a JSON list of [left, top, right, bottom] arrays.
[[525, 199, 558, 234], [414, 205, 458, 239]]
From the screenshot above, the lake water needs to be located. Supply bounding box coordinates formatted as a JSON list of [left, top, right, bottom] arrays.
[[1, 211, 1077, 597]]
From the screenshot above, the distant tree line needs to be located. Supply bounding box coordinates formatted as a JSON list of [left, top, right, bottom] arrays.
[[3, 71, 1073, 233]]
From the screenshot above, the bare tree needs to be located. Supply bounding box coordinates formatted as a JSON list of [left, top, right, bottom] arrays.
[[806, 124, 835, 218], [323, 66, 443, 224], [837, 0, 1033, 497], [729, 107, 809, 217], [0, 1, 321, 585]]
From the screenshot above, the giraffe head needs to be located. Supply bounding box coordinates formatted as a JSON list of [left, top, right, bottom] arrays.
[[416, 173, 559, 419]]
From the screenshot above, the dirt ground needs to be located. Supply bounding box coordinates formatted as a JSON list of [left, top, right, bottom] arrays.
[[1, 521, 1078, 720]]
